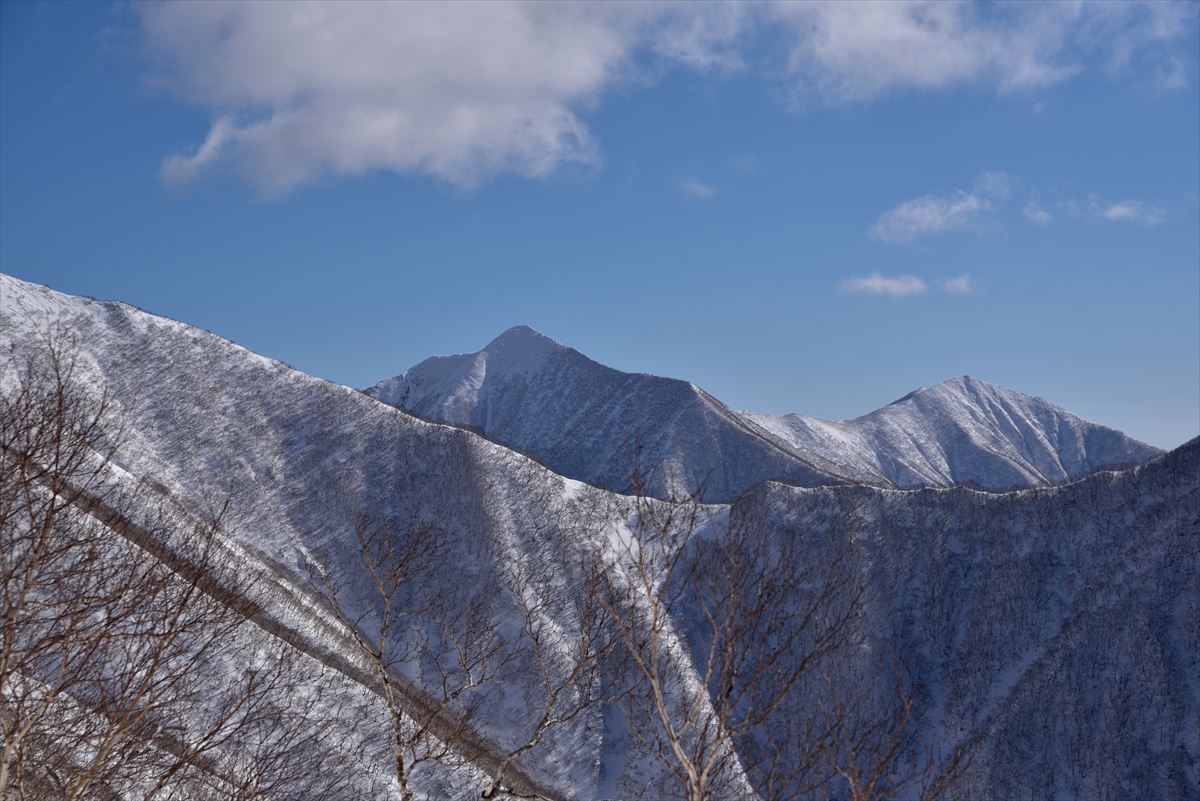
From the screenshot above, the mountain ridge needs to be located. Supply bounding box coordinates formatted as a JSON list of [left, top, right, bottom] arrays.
[[368, 326, 1161, 499], [745, 373, 1161, 489], [2, 272, 1195, 801], [367, 323, 847, 500]]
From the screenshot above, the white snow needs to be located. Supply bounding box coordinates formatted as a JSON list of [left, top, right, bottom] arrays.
[[368, 327, 1159, 500], [2, 272, 1194, 801]]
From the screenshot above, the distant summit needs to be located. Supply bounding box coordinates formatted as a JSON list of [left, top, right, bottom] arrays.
[[365, 325, 842, 500], [367, 329, 1161, 499], [746, 375, 1161, 489]]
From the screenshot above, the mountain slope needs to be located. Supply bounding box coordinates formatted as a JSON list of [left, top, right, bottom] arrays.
[[736, 439, 1198, 800], [368, 328, 1160, 499], [744, 375, 1161, 490], [0, 274, 625, 799], [2, 273, 1193, 801], [367, 325, 846, 501]]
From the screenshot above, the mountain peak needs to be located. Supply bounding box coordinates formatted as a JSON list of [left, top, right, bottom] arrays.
[[488, 323, 542, 341], [366, 328, 1161, 496], [365, 323, 840, 499], [479, 325, 564, 376], [886, 375, 1005, 407], [484, 324, 560, 352], [746, 374, 1160, 489]]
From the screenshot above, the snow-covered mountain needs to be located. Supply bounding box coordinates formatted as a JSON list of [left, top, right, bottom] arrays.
[[735, 440, 1198, 800], [1, 275, 617, 799], [367, 327, 1160, 499], [745, 375, 1161, 490], [366, 325, 846, 501], [2, 273, 1194, 801]]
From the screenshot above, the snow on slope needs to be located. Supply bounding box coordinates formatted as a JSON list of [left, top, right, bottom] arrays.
[[367, 325, 845, 501], [737, 440, 1198, 800], [744, 376, 1161, 490], [3, 273, 1193, 801], [0, 274, 630, 800], [368, 328, 1160, 500]]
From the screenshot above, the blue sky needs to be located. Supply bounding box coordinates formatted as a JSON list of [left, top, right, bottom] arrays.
[[1, 1, 1197, 448]]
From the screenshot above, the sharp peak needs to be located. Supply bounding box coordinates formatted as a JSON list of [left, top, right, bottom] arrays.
[[483, 325, 563, 350], [470, 326, 572, 371], [885, 375, 1009, 406], [479, 326, 702, 388]]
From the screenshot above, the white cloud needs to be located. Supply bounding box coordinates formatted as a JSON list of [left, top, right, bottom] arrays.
[[137, 1, 1197, 192], [940, 274, 973, 294], [840, 273, 927, 297], [1024, 197, 1053, 225], [1089, 199, 1166, 225], [870, 172, 1010, 244], [139, 2, 741, 192], [161, 115, 237, 187], [1052, 195, 1168, 225], [768, 1, 1194, 103], [647, 2, 747, 71], [1099, 1, 1197, 80], [679, 177, 717, 199], [870, 194, 986, 244], [770, 1, 1071, 101], [840, 272, 975, 297]]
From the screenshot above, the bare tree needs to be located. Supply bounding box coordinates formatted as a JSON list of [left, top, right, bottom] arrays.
[[1, 340, 353, 801], [482, 555, 619, 799], [1, 340, 969, 800], [590, 444, 970, 801], [309, 483, 625, 800], [811, 667, 971, 801], [308, 514, 510, 801], [131, 641, 358, 801]]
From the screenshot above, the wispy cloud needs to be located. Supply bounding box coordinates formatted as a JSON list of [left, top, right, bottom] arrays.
[[1089, 198, 1166, 225], [870, 195, 987, 244], [161, 116, 237, 187], [1023, 197, 1053, 225], [840, 273, 928, 297], [768, 0, 1195, 104], [728, 156, 758, 174], [1052, 196, 1168, 226], [870, 172, 1010, 244], [679, 177, 717, 200], [939, 274, 973, 294]]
